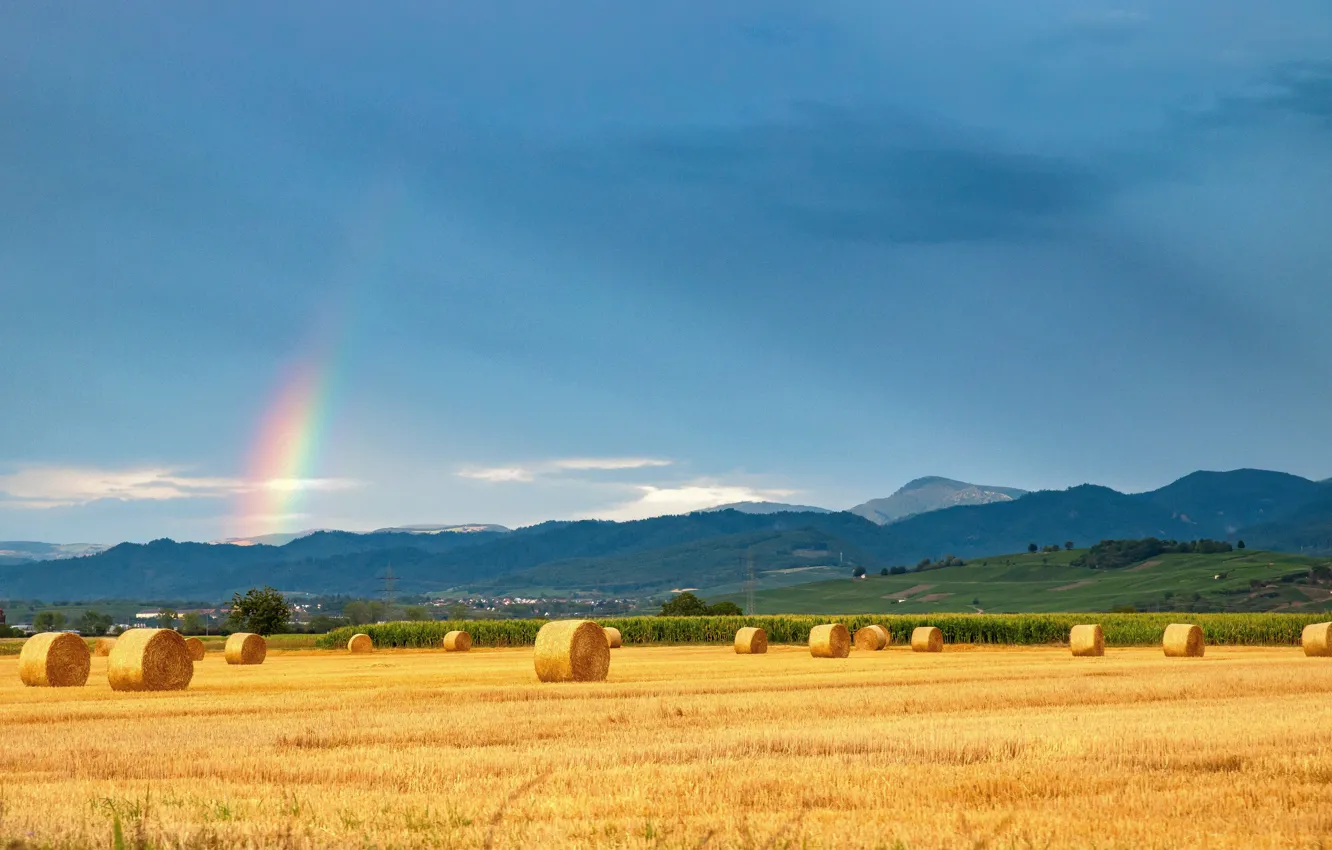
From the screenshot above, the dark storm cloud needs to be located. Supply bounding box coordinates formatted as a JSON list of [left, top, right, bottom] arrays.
[[1031, 9, 1148, 52], [504, 107, 1115, 246], [1202, 61, 1332, 126]]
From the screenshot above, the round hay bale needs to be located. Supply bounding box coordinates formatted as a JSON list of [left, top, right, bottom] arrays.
[[734, 626, 768, 654], [443, 630, 473, 652], [224, 632, 267, 665], [1163, 623, 1204, 657], [183, 637, 206, 662], [604, 627, 622, 649], [348, 633, 373, 653], [853, 626, 888, 651], [94, 637, 117, 657], [19, 632, 90, 687], [534, 620, 609, 683], [809, 623, 850, 658], [1069, 624, 1104, 657], [910, 626, 943, 653], [108, 628, 193, 691], [869, 624, 891, 647], [1302, 622, 1332, 657]]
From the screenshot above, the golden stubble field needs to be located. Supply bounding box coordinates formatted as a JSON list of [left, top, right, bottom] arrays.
[[1, 644, 1330, 849]]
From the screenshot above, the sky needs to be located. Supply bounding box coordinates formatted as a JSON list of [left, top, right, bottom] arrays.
[[3, 2, 1332, 543]]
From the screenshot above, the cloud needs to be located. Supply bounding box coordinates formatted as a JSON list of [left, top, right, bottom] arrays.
[[457, 457, 672, 483], [1035, 10, 1148, 51], [259, 478, 362, 493], [0, 466, 362, 508], [589, 483, 796, 522], [548, 457, 672, 471], [456, 466, 537, 483], [0, 466, 243, 508], [518, 105, 1113, 246]]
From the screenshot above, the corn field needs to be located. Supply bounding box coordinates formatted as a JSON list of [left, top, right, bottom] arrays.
[[318, 612, 1329, 649]]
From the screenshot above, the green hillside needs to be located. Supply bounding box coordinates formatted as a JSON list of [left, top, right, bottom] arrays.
[[719, 548, 1332, 614]]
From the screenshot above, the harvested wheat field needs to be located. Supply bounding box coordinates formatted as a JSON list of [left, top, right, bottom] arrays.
[[2, 645, 1331, 848]]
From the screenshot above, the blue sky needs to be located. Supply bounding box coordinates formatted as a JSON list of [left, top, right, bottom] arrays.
[[3, 2, 1332, 543]]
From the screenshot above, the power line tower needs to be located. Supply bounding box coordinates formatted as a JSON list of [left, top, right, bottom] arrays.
[[381, 563, 397, 617], [745, 550, 756, 616]]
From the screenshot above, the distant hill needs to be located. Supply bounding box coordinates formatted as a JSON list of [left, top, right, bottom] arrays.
[[726, 546, 1332, 615], [371, 524, 511, 534], [211, 530, 329, 547], [850, 476, 1028, 524], [5, 468, 1332, 600], [700, 501, 833, 515], [0, 541, 109, 564], [1137, 469, 1324, 533]]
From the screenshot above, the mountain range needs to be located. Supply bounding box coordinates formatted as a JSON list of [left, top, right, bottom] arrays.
[[2, 469, 1330, 601]]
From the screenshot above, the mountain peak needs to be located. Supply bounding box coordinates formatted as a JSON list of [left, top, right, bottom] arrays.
[[850, 476, 1028, 525], [701, 501, 833, 515]]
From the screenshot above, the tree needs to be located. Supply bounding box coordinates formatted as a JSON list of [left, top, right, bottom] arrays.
[[852, 566, 867, 578], [447, 602, 469, 621], [228, 586, 292, 636], [33, 611, 66, 632], [706, 601, 743, 616], [1028, 543, 1038, 553], [971, 597, 981, 606], [307, 614, 349, 633], [157, 609, 179, 630], [78, 610, 113, 636], [659, 592, 709, 617], [180, 612, 204, 635], [1064, 541, 1075, 551], [890, 565, 907, 575], [1237, 540, 1246, 549], [403, 606, 431, 621], [879, 568, 889, 576], [915, 558, 932, 570], [343, 600, 370, 625]]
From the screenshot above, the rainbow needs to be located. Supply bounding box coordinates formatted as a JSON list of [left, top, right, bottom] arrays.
[[230, 178, 399, 539], [236, 352, 336, 538]]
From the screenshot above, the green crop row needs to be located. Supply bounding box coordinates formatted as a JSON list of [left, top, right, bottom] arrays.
[[317, 612, 1330, 650]]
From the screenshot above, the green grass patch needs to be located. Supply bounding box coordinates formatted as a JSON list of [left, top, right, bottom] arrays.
[[720, 549, 1332, 615]]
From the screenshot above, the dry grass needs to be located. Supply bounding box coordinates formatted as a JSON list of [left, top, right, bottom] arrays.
[[2, 645, 1331, 848]]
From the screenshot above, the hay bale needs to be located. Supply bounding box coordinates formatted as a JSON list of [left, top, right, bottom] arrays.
[[94, 637, 117, 657], [348, 633, 373, 653], [910, 626, 943, 653], [854, 626, 888, 651], [1301, 622, 1332, 657], [533, 620, 609, 682], [869, 624, 891, 647], [184, 637, 206, 661], [1163, 623, 1204, 657], [443, 630, 473, 652], [604, 627, 622, 649], [107, 628, 194, 691], [734, 626, 767, 654], [224, 632, 267, 665], [809, 623, 850, 658], [1069, 624, 1104, 657], [18, 632, 90, 687]]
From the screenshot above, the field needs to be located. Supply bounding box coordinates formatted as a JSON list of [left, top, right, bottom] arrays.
[[3, 641, 1332, 848], [725, 549, 1332, 614]]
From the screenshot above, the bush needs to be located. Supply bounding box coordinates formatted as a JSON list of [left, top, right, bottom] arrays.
[[660, 593, 744, 617]]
